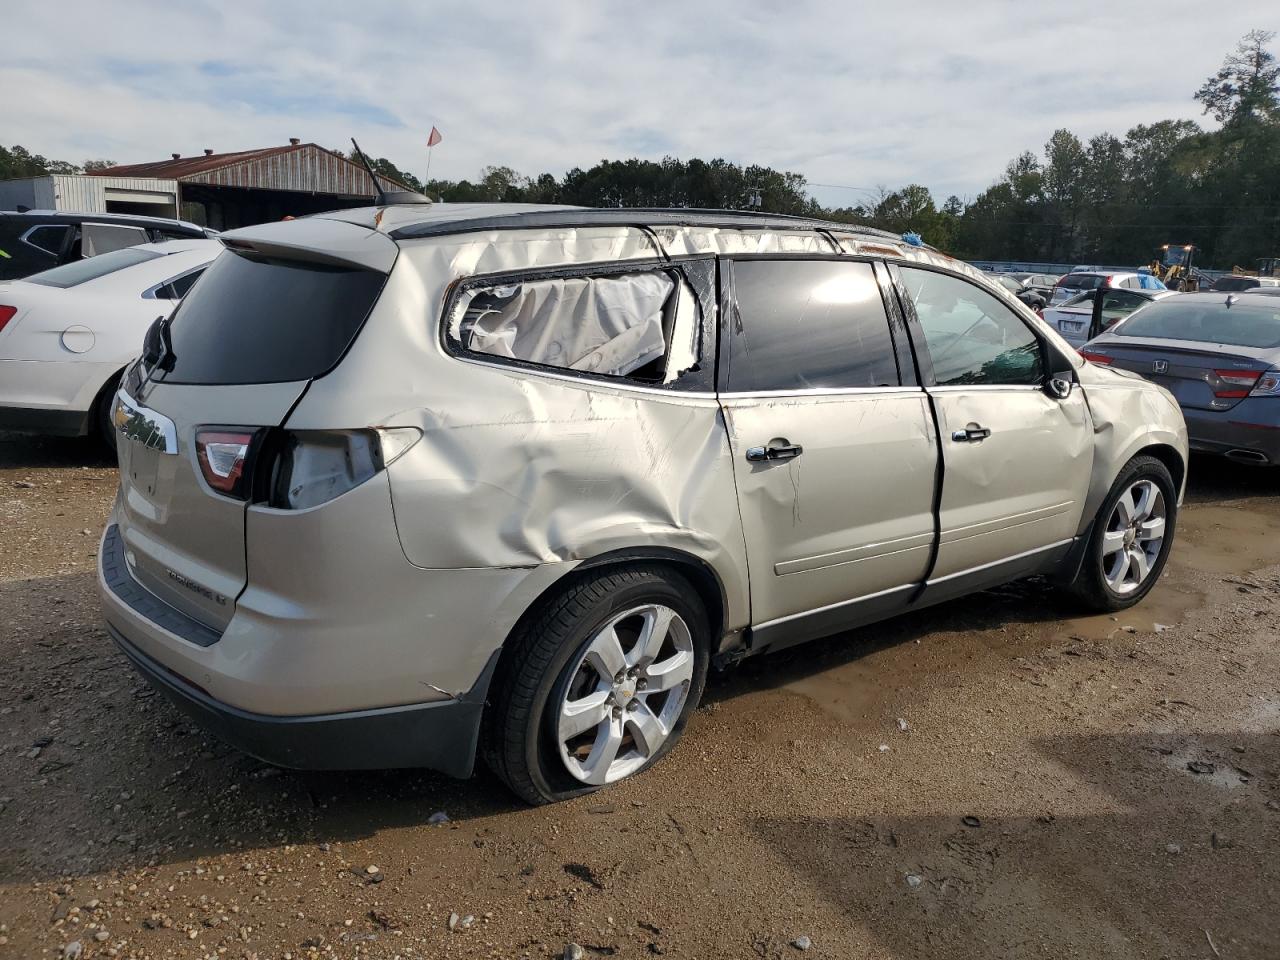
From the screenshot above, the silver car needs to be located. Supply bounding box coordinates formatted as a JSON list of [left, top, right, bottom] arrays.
[[99, 204, 1188, 803], [1082, 291, 1280, 465]]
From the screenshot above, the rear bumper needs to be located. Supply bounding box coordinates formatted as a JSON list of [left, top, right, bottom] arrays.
[[107, 618, 491, 777], [1182, 401, 1280, 464]]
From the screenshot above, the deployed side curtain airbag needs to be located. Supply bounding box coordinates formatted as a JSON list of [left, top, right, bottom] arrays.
[[461, 272, 674, 377]]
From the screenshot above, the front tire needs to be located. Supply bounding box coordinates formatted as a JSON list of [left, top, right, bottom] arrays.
[[481, 565, 710, 805], [1068, 455, 1177, 612]]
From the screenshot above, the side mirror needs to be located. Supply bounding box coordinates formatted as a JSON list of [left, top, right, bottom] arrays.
[[1045, 374, 1073, 400]]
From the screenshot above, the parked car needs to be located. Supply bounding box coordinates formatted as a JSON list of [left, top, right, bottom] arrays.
[[1081, 292, 1280, 466], [1050, 271, 1166, 305], [99, 205, 1188, 804], [1209, 275, 1280, 292], [1006, 272, 1061, 301], [0, 239, 220, 447], [0, 210, 215, 282], [1043, 288, 1178, 348], [992, 273, 1047, 310]]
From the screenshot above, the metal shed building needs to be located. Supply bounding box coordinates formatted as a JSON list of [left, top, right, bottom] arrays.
[[0, 174, 181, 219], [0, 141, 409, 229]]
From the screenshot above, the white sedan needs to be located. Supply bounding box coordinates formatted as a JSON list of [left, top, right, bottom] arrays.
[[0, 239, 221, 449], [1042, 287, 1178, 349]]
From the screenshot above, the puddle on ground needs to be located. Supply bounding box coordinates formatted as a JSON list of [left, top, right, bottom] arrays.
[[1057, 574, 1205, 642], [1174, 503, 1280, 576], [780, 650, 896, 728]]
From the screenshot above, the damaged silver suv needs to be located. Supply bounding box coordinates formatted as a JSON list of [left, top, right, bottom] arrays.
[[100, 203, 1188, 804]]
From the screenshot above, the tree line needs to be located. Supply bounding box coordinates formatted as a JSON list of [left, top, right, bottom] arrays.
[[5, 30, 1276, 269]]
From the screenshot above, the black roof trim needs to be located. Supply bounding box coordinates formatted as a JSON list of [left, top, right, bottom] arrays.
[[388, 207, 909, 245], [0, 209, 211, 236]]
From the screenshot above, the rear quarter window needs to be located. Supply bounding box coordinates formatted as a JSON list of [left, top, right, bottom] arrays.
[[156, 251, 387, 385], [447, 267, 705, 388]]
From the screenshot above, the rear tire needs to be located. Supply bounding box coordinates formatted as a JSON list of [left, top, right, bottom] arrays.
[[481, 565, 710, 805], [92, 371, 123, 456], [1068, 455, 1177, 612]]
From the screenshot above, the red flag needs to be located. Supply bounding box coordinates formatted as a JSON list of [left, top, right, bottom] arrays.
[[427, 126, 443, 147]]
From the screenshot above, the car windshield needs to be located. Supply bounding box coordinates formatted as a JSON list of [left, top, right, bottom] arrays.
[[1062, 292, 1097, 307], [995, 276, 1021, 292], [1114, 298, 1280, 349], [24, 247, 163, 288]]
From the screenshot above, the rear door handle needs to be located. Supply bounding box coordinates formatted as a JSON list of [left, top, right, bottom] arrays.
[[746, 439, 804, 463], [951, 424, 991, 443]]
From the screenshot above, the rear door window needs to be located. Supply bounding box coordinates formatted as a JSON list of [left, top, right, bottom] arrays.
[[24, 225, 69, 256], [1099, 289, 1149, 328], [81, 223, 150, 257], [900, 267, 1044, 386], [727, 259, 900, 392], [156, 251, 386, 385]]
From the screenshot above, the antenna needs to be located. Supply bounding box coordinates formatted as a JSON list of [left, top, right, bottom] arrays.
[[349, 137, 432, 207], [351, 138, 388, 205]]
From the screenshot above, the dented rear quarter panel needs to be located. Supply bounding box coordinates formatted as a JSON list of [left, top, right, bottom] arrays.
[[283, 227, 752, 645]]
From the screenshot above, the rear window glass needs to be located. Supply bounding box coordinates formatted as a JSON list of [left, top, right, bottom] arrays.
[[24, 247, 162, 288], [1211, 276, 1259, 292], [156, 251, 386, 385], [1058, 274, 1106, 290], [1114, 299, 1280, 349]]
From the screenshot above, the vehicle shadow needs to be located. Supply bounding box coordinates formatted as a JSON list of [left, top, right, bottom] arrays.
[[0, 431, 114, 470], [1184, 452, 1278, 505]]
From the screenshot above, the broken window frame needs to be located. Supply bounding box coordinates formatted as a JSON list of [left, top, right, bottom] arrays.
[[441, 257, 718, 394]]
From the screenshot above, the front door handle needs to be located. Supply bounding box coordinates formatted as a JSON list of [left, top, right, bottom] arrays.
[[746, 439, 804, 463], [951, 423, 992, 443]]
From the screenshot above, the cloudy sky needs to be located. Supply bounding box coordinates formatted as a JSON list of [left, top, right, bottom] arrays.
[[2, 1, 1269, 205]]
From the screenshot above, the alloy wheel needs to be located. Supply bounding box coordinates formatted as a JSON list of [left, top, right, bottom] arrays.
[[555, 604, 694, 785], [1101, 478, 1167, 595]]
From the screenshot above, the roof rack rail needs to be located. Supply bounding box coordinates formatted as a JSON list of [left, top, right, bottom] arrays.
[[388, 207, 909, 243]]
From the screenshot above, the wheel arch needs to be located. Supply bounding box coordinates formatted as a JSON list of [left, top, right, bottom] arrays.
[[1134, 442, 1186, 501], [480, 548, 729, 709]]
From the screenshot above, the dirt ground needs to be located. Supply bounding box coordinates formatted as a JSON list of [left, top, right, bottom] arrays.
[[1, 431, 1277, 960]]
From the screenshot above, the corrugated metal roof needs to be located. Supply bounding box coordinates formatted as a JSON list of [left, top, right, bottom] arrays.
[[90, 143, 409, 196]]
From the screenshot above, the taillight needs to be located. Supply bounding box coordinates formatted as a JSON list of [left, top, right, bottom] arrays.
[[1212, 369, 1264, 399], [263, 428, 421, 509], [195, 429, 258, 498], [1249, 370, 1280, 397], [1079, 351, 1113, 365], [0, 305, 16, 332], [193, 426, 421, 506]]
